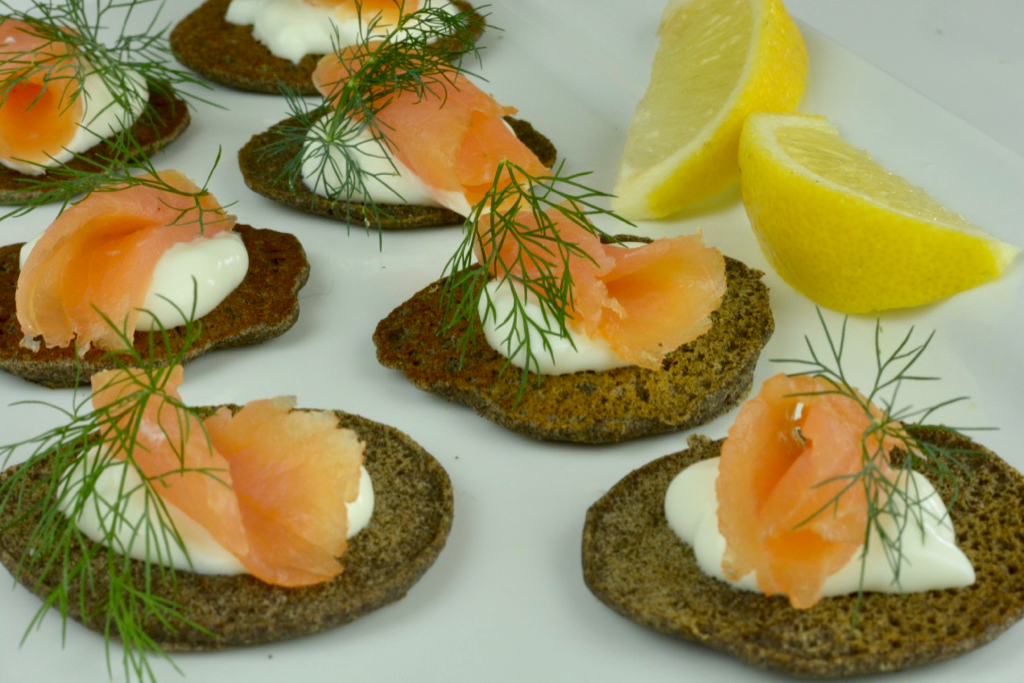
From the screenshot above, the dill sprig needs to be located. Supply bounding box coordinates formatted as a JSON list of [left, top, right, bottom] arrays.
[[0, 0, 215, 203], [2, 141, 232, 237], [0, 0, 215, 120], [0, 299, 223, 682], [777, 309, 986, 619], [260, 2, 485, 228], [440, 160, 632, 400]]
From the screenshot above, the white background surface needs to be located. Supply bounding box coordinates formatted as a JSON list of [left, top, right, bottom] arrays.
[[1, 1, 1022, 681]]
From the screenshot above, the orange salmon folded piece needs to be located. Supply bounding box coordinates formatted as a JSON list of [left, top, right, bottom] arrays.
[[90, 366, 252, 571], [205, 397, 364, 586], [0, 18, 82, 169], [477, 206, 726, 369], [716, 373, 900, 609], [15, 169, 236, 354], [91, 366, 365, 587], [312, 47, 550, 211]]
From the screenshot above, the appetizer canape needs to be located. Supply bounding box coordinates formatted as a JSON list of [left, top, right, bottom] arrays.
[[0, 335, 452, 674], [375, 164, 773, 442], [0, 170, 309, 387], [582, 316, 1024, 675], [171, 0, 484, 95], [0, 2, 202, 205], [238, 5, 555, 229]]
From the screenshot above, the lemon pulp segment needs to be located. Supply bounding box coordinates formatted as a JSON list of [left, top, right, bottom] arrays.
[[740, 113, 1019, 313], [613, 0, 806, 220]]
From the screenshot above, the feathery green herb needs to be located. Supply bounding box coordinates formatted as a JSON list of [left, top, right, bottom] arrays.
[[260, 2, 484, 228], [0, 0, 214, 208], [440, 160, 632, 400], [778, 309, 985, 620], [2, 142, 232, 237], [0, 300, 222, 682]]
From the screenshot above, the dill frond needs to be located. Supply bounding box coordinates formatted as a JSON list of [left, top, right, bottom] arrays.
[[0, 294, 222, 682], [2, 143, 232, 236], [440, 159, 633, 401], [0, 0, 216, 210], [260, 2, 485, 230], [776, 309, 989, 622]]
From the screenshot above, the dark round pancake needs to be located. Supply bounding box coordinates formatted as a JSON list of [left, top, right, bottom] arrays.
[[170, 0, 485, 95], [0, 224, 309, 388], [374, 257, 773, 443], [238, 116, 557, 229], [582, 430, 1024, 677], [0, 409, 454, 650]]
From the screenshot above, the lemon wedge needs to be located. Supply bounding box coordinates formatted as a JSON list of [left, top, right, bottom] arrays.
[[612, 0, 807, 220], [739, 112, 1020, 313]]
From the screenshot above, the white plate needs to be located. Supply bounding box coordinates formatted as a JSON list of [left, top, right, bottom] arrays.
[[1, 1, 1022, 681]]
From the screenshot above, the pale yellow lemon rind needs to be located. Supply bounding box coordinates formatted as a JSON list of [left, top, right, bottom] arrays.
[[739, 113, 1020, 313]]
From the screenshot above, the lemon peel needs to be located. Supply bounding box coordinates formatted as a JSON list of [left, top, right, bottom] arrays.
[[612, 0, 807, 220], [739, 112, 1019, 313]]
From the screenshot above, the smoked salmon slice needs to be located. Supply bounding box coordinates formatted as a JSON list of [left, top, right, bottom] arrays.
[[716, 373, 899, 609], [312, 47, 550, 211], [91, 366, 365, 587], [91, 365, 252, 567], [0, 18, 82, 170], [477, 205, 726, 369], [16, 170, 236, 354], [205, 397, 364, 586]]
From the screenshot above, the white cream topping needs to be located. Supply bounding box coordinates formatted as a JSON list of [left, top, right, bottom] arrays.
[[478, 280, 630, 375], [226, 0, 459, 64], [300, 123, 458, 210], [59, 449, 374, 575], [476, 231, 649, 376], [664, 457, 975, 597], [19, 232, 249, 332], [134, 234, 249, 331], [300, 71, 522, 218], [1, 67, 148, 176]]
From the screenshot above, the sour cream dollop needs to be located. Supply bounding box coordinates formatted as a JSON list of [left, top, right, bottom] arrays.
[[478, 280, 629, 375], [1, 67, 148, 176], [59, 449, 374, 575], [226, 0, 460, 64], [19, 231, 249, 332], [300, 124, 466, 211], [664, 457, 975, 597]]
